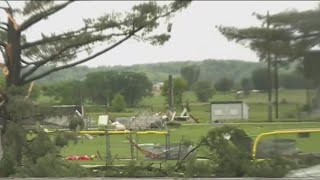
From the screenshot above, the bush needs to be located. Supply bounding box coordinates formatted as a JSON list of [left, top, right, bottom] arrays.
[[183, 158, 214, 177], [110, 93, 126, 112], [201, 125, 295, 178], [15, 153, 92, 177], [193, 81, 214, 102], [0, 148, 17, 177], [246, 158, 295, 177], [68, 116, 84, 131]]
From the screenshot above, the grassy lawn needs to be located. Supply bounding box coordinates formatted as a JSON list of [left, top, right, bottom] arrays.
[[41, 89, 320, 165], [82, 89, 316, 123], [61, 122, 320, 164]]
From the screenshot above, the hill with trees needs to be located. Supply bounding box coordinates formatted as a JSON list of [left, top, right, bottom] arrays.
[[33, 59, 274, 85]]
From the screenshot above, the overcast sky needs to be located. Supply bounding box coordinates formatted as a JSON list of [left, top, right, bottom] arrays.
[[3, 1, 320, 67]]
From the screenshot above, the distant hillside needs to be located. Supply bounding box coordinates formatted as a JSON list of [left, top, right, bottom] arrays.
[[34, 59, 293, 85]]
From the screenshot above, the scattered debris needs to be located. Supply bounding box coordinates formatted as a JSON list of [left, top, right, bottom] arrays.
[[127, 137, 196, 160], [65, 155, 93, 161]]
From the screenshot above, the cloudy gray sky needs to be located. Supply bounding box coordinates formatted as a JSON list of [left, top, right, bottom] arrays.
[[3, 1, 320, 67]]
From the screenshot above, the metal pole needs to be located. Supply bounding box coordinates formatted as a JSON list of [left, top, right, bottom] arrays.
[[130, 132, 134, 160], [165, 128, 170, 159], [105, 126, 111, 164]]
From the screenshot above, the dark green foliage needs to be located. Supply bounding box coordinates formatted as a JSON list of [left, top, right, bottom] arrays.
[[24, 132, 58, 163], [42, 80, 83, 105], [183, 158, 214, 177], [180, 65, 200, 90], [110, 93, 126, 112], [202, 126, 251, 177], [246, 158, 294, 178], [251, 68, 269, 90], [241, 78, 252, 95], [279, 72, 305, 89], [200, 126, 295, 178], [83, 71, 152, 107], [193, 80, 214, 102], [32, 60, 265, 86], [15, 153, 92, 177], [0, 148, 17, 177], [214, 77, 234, 92], [54, 131, 78, 148], [2, 123, 26, 165], [68, 116, 84, 131], [161, 77, 187, 105]]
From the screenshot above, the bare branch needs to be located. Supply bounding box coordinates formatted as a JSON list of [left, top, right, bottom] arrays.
[[0, 6, 9, 11], [22, 28, 142, 84], [4, 0, 12, 10], [20, 1, 74, 31]]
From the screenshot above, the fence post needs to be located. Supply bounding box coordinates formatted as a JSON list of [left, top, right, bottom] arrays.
[[105, 126, 111, 164]]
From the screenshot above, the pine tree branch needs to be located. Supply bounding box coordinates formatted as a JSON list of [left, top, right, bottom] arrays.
[[22, 28, 143, 85], [21, 1, 189, 84], [20, 58, 35, 66], [20, 1, 74, 31], [21, 33, 125, 81], [21, 27, 96, 49]]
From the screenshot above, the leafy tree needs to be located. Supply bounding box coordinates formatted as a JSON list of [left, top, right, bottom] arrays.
[[82, 70, 152, 106], [42, 80, 83, 104], [180, 65, 200, 90], [161, 77, 187, 105], [241, 78, 252, 95], [110, 93, 126, 112], [119, 71, 153, 106], [279, 72, 305, 89], [82, 71, 111, 105], [251, 68, 269, 91], [0, 1, 191, 87], [193, 80, 214, 102], [214, 77, 234, 92]]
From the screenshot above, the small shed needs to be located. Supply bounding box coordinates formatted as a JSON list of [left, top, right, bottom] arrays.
[[210, 101, 249, 122]]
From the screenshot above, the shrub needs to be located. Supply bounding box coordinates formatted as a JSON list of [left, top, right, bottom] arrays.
[[0, 148, 17, 177], [68, 116, 84, 131], [110, 93, 126, 112]]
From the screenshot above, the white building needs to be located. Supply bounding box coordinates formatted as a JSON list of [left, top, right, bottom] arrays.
[[210, 101, 249, 122]]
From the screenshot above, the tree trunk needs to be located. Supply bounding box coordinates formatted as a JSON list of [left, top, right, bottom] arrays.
[[5, 13, 22, 87]]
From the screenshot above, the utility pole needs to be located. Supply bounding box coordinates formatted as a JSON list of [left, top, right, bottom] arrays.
[[266, 11, 273, 122], [168, 75, 174, 109], [274, 55, 279, 119]]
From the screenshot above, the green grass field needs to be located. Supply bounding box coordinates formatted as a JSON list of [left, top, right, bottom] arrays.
[[50, 89, 320, 164], [83, 89, 316, 124], [61, 123, 320, 164]]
